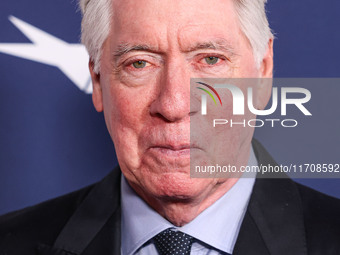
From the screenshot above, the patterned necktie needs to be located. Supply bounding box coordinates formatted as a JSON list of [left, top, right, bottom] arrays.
[[153, 228, 194, 255]]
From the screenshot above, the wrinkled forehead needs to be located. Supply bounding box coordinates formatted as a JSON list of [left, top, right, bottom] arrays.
[[108, 0, 242, 51], [111, 0, 239, 26]]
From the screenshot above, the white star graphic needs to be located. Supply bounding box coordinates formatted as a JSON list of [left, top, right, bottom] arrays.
[[0, 16, 92, 94]]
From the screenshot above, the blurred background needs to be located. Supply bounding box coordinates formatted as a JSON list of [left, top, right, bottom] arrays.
[[0, 0, 339, 215]]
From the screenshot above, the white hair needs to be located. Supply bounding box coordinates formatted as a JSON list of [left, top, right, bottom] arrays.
[[79, 0, 273, 74], [233, 0, 273, 68], [79, 0, 112, 74]]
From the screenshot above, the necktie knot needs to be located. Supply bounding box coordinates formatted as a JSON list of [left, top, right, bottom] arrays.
[[153, 228, 194, 255]]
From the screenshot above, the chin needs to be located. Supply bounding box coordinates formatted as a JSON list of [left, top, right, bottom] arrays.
[[147, 172, 213, 201]]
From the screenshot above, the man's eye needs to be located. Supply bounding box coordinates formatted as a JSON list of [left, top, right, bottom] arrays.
[[204, 56, 219, 65], [132, 60, 147, 69]]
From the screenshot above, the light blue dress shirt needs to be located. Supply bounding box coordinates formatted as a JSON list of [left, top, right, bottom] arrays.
[[121, 148, 257, 255]]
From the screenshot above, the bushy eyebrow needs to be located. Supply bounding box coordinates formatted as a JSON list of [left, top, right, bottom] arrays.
[[112, 39, 237, 62], [113, 43, 160, 58], [183, 39, 237, 56]]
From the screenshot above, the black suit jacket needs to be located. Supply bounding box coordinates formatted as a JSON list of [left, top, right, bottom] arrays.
[[1, 140, 340, 255]]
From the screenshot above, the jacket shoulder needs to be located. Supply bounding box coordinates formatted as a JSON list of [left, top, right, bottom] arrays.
[[0, 184, 94, 254], [296, 182, 340, 254]]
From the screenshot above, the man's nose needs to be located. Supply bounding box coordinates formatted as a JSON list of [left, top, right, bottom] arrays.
[[149, 60, 190, 122]]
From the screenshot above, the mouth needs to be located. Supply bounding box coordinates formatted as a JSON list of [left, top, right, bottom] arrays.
[[148, 144, 198, 157]]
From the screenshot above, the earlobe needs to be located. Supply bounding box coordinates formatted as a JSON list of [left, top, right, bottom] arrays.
[[254, 78, 273, 110], [260, 39, 274, 78], [89, 61, 103, 112]]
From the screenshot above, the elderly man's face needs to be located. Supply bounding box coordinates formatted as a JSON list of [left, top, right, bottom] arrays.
[[91, 0, 272, 209]]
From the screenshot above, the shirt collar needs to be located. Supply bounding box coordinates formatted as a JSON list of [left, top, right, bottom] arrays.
[[121, 177, 172, 255], [121, 147, 257, 255]]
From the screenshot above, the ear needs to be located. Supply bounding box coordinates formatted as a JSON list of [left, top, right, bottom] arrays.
[[260, 38, 274, 78], [89, 60, 103, 112], [254, 39, 274, 110]]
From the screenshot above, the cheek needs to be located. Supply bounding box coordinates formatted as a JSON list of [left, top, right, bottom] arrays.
[[101, 83, 151, 170], [241, 61, 259, 77], [191, 85, 255, 170]]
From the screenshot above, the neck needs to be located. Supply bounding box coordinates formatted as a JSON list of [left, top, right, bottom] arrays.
[[129, 177, 240, 226]]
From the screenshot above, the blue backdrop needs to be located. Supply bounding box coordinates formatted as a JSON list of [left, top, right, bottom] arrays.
[[0, 0, 339, 215]]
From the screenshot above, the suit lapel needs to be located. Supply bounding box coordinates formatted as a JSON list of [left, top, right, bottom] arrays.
[[233, 211, 271, 255], [233, 140, 307, 255], [36, 168, 122, 255]]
